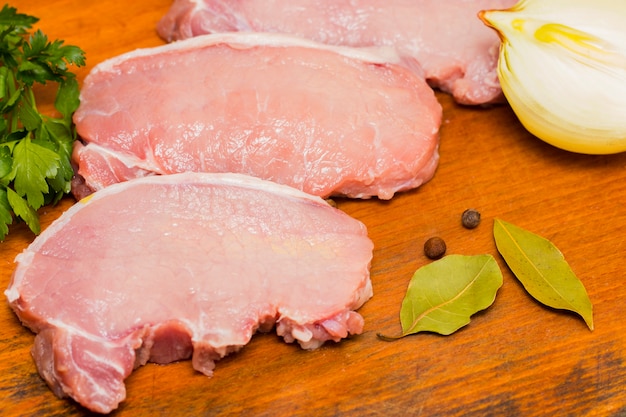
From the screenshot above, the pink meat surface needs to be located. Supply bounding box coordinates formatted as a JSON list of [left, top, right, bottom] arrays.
[[5, 172, 374, 414], [72, 32, 441, 201], [156, 0, 517, 105]]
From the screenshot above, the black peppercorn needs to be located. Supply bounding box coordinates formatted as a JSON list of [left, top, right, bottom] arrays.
[[424, 237, 446, 259], [461, 208, 481, 229]]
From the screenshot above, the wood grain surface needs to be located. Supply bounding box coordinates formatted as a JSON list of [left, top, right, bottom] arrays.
[[2, 1, 626, 416]]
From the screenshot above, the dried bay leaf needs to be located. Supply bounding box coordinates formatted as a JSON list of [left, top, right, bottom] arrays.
[[493, 218, 594, 330], [378, 254, 503, 339]]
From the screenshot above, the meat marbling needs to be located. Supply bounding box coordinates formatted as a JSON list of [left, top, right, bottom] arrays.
[[72, 32, 441, 201], [156, 0, 518, 105], [5, 172, 374, 414]]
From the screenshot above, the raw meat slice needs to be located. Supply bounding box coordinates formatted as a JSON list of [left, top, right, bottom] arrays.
[[156, 0, 518, 105], [5, 172, 374, 413], [72, 32, 441, 201]]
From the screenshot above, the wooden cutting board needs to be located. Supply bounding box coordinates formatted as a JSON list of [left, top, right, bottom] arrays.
[[2, 1, 626, 416]]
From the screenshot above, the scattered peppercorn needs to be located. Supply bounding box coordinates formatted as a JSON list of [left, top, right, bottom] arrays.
[[461, 208, 481, 229], [424, 237, 447, 259]]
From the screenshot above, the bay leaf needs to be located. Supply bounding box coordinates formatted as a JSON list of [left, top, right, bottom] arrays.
[[493, 218, 593, 330], [379, 254, 503, 339]]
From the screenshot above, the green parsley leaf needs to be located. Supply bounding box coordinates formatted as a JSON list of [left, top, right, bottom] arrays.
[[0, 187, 12, 237], [0, 145, 11, 177], [7, 186, 39, 235], [11, 137, 60, 209], [0, 5, 38, 29], [55, 77, 80, 120]]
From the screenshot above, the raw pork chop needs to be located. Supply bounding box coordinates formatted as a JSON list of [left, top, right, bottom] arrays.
[[156, 0, 518, 105], [5, 172, 374, 414], [72, 32, 441, 201]]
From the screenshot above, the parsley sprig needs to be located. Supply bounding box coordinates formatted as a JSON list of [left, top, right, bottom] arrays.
[[0, 5, 85, 240]]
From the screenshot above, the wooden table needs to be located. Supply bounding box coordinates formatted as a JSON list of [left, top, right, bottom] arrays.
[[3, 1, 626, 416]]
